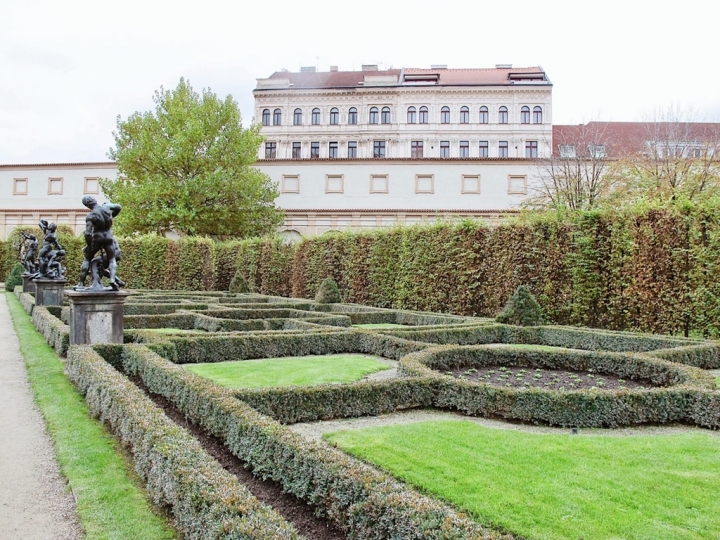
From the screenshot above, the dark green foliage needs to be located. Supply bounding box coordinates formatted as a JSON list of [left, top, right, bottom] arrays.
[[315, 277, 342, 303], [495, 285, 545, 326], [65, 347, 300, 538], [229, 270, 250, 293], [5, 262, 24, 292]]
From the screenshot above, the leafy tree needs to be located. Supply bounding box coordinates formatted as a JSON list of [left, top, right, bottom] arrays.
[[103, 78, 283, 237]]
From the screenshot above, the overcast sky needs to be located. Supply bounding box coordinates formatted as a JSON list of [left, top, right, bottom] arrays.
[[2, 0, 719, 164]]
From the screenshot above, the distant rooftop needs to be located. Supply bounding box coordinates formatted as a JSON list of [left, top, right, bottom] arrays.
[[255, 65, 550, 90]]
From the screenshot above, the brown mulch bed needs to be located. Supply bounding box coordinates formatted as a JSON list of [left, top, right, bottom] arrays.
[[128, 375, 346, 540], [444, 365, 654, 391]]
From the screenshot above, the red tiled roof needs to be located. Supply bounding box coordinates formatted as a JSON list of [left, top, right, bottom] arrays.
[[552, 122, 720, 157], [263, 69, 402, 89], [404, 67, 547, 85]]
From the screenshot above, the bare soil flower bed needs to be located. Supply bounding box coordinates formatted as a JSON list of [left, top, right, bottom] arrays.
[[445, 366, 653, 391]]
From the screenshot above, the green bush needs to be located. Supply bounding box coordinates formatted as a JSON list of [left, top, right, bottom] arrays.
[[315, 277, 342, 303], [66, 346, 300, 539], [228, 270, 250, 293], [495, 285, 545, 326], [5, 262, 25, 292]]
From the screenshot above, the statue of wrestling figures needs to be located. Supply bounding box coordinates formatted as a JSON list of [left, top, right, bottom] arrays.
[[75, 196, 124, 291]]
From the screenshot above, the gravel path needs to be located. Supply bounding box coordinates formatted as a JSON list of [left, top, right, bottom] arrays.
[[0, 293, 81, 540], [290, 408, 720, 442]]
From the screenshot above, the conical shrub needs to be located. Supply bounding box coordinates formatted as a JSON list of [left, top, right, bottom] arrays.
[[495, 285, 545, 326], [315, 277, 342, 304], [5, 263, 25, 292], [229, 270, 251, 294]]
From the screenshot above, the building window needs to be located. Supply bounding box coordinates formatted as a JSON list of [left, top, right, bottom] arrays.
[[369, 107, 379, 124], [533, 106, 543, 124], [261, 109, 270, 126], [415, 174, 434, 194], [292, 142, 302, 158], [589, 144, 607, 158], [348, 107, 357, 124], [499, 106, 508, 124], [325, 174, 344, 193], [282, 174, 300, 193], [294, 108, 302, 125], [419, 106, 428, 123], [411, 141, 424, 158], [460, 106, 469, 124], [521, 106, 530, 124], [13, 178, 28, 195], [407, 106, 416, 124], [370, 174, 389, 193], [48, 177, 63, 195], [329, 141, 338, 158], [311, 142, 320, 158], [558, 144, 576, 158], [348, 141, 357, 158], [84, 177, 99, 194], [459, 141, 469, 158], [273, 108, 282, 126], [312, 108, 321, 125], [265, 142, 277, 159], [479, 106, 489, 124], [525, 140, 538, 158], [373, 140, 386, 158], [462, 175, 481, 194], [440, 106, 450, 124], [330, 108, 339, 125], [508, 175, 527, 194], [381, 107, 391, 124], [479, 141, 489, 157], [499, 141, 509, 158], [440, 141, 450, 158]]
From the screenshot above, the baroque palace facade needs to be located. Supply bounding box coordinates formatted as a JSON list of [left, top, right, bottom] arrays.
[[1, 64, 554, 239]]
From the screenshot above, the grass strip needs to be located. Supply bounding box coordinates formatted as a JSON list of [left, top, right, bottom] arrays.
[[6, 292, 175, 540], [326, 419, 720, 540], [185, 354, 390, 388]]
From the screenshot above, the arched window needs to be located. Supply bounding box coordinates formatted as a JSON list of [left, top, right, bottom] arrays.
[[479, 106, 489, 124], [273, 108, 282, 126], [407, 106, 416, 124], [312, 108, 321, 125], [498, 106, 508, 124], [521, 106, 530, 124], [369, 107, 379, 124], [460, 106, 469, 124], [348, 107, 357, 125], [441, 106, 450, 124], [533, 106, 543, 124], [419, 106, 428, 124], [381, 106, 391, 124], [330, 108, 339, 125], [293, 108, 302, 125], [261, 109, 270, 126]]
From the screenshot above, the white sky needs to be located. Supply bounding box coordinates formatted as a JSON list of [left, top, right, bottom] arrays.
[[2, 0, 719, 163]]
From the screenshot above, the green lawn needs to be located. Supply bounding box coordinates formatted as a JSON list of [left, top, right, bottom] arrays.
[[326, 419, 720, 540], [353, 323, 408, 329], [6, 293, 176, 539], [185, 354, 390, 388]]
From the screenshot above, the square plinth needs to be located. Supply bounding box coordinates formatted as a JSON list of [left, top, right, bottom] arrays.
[[34, 279, 67, 306], [22, 275, 36, 294], [64, 289, 131, 345]]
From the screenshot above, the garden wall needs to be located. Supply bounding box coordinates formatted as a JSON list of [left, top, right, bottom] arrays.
[[4, 204, 720, 336]]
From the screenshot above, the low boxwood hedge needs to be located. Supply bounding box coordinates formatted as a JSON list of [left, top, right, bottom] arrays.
[[65, 346, 301, 539], [400, 344, 720, 428], [124, 303, 210, 316], [116, 344, 508, 540], [32, 305, 70, 355]]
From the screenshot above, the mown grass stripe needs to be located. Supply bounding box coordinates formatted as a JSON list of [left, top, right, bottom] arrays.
[[6, 292, 175, 540]]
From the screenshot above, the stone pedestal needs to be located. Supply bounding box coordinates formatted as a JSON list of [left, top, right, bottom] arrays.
[[34, 279, 67, 306], [22, 275, 36, 294], [64, 290, 131, 346]]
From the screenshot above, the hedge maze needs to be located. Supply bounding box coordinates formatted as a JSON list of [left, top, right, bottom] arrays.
[[15, 287, 720, 539]]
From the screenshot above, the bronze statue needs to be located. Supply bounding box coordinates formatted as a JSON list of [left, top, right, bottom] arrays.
[[76, 196, 123, 291], [35, 220, 65, 279], [20, 231, 38, 275]]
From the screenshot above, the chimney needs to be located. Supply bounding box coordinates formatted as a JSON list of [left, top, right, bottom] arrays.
[[300, 66, 317, 72], [495, 63, 513, 69], [431, 64, 448, 69], [362, 64, 378, 71], [330, 65, 338, 72]]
